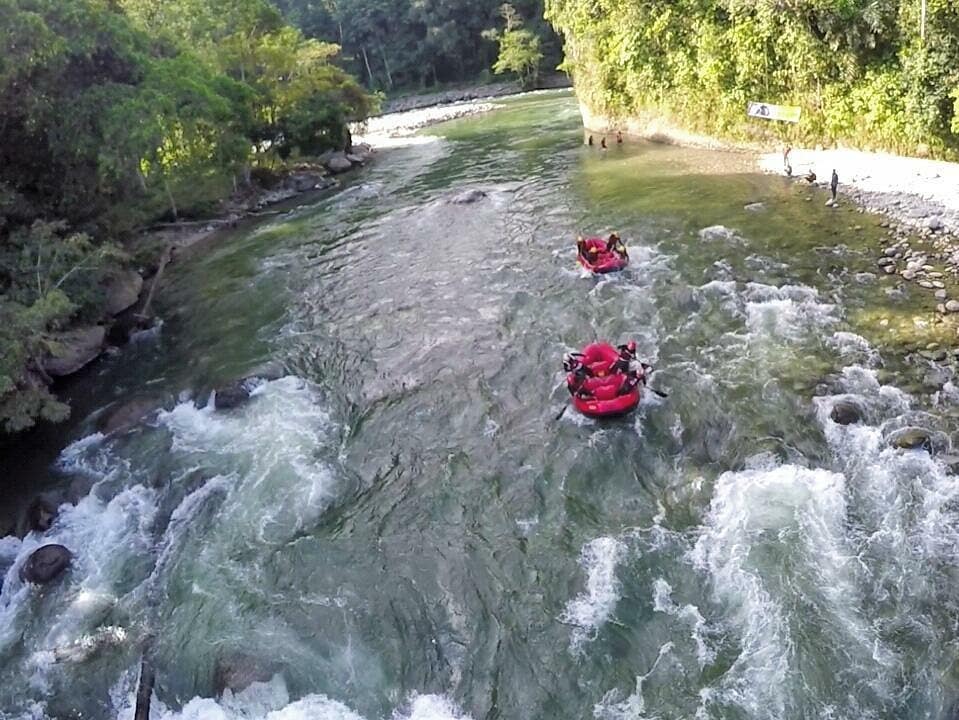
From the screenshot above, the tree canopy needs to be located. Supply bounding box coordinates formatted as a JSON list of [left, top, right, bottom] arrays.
[[272, 0, 562, 91], [0, 0, 374, 433]]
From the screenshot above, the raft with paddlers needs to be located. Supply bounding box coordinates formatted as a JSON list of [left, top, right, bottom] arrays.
[[576, 233, 629, 274], [563, 341, 650, 418]]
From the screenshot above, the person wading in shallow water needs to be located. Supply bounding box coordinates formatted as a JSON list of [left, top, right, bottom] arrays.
[[616, 131, 623, 144], [600, 137, 607, 149], [783, 146, 793, 177], [587, 135, 594, 146], [830, 169, 839, 204]]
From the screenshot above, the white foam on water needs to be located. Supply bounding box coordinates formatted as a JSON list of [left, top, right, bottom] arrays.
[[742, 282, 837, 340], [698, 226, 741, 243], [829, 331, 880, 368], [690, 464, 853, 719], [592, 642, 674, 720], [651, 579, 714, 668], [561, 537, 628, 651], [109, 672, 470, 720]]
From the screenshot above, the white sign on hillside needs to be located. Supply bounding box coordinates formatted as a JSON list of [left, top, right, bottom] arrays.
[[747, 101, 802, 123]]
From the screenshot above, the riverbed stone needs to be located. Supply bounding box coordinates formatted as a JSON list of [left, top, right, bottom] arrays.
[[927, 216, 944, 232], [104, 271, 144, 316], [946, 300, 959, 313], [42, 326, 106, 377], [889, 428, 933, 452], [902, 270, 916, 280], [744, 202, 765, 212], [830, 400, 862, 426], [19, 544, 72, 585]]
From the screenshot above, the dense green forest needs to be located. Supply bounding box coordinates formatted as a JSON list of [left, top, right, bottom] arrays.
[[272, 0, 562, 91], [0, 0, 374, 432], [547, 0, 959, 157]]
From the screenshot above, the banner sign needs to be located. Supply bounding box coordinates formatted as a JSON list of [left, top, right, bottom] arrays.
[[747, 101, 802, 123]]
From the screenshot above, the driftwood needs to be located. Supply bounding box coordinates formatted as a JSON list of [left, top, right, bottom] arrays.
[[133, 652, 156, 720], [136, 244, 173, 321]]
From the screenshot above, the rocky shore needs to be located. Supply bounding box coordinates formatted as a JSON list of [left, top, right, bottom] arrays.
[[32, 143, 377, 416], [757, 147, 959, 334]]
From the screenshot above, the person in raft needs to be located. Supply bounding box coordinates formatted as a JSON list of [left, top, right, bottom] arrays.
[[564, 353, 594, 398], [577, 236, 600, 263], [612, 341, 652, 394], [604, 232, 629, 260]]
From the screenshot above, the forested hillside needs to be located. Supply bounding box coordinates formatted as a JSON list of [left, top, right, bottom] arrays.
[[273, 0, 563, 91], [546, 0, 959, 157], [0, 0, 373, 432]]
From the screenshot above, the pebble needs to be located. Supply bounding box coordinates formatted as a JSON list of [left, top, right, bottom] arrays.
[[933, 281, 945, 289], [919, 280, 935, 289], [935, 290, 948, 300], [947, 300, 959, 313]]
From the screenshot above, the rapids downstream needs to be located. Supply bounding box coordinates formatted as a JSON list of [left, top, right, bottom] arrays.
[[5, 91, 959, 719]]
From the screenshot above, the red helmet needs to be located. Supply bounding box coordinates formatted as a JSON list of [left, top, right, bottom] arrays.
[[627, 340, 637, 352]]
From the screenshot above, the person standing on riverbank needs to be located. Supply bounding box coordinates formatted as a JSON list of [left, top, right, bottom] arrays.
[[830, 169, 839, 204]]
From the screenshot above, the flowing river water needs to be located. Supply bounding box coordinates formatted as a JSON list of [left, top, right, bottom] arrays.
[[4, 90, 959, 720]]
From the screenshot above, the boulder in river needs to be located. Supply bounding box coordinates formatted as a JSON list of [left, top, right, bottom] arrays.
[[23, 494, 61, 535], [889, 427, 933, 452], [830, 400, 862, 426], [743, 202, 765, 212], [285, 171, 333, 193], [324, 152, 354, 174], [42, 326, 106, 377], [946, 300, 959, 313], [19, 544, 72, 585], [104, 271, 144, 316], [213, 380, 254, 410]]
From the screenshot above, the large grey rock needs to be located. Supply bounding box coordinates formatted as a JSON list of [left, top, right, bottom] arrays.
[[104, 271, 143, 316], [43, 326, 106, 377], [20, 544, 72, 585], [946, 300, 959, 313], [325, 153, 354, 174], [285, 172, 332, 193], [927, 216, 944, 232], [889, 427, 933, 452]]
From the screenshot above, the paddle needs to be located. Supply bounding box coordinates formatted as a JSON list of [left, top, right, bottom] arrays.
[[554, 405, 568, 421]]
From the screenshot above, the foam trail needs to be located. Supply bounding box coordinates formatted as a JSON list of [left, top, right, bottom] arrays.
[[562, 537, 628, 651]]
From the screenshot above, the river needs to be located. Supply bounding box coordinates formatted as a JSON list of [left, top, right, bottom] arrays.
[[3, 90, 959, 720]]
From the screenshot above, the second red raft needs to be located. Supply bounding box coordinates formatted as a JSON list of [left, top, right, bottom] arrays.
[[566, 342, 642, 418], [577, 237, 628, 274]]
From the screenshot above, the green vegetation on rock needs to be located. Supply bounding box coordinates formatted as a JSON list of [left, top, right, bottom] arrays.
[[0, 0, 374, 433], [546, 0, 959, 157]]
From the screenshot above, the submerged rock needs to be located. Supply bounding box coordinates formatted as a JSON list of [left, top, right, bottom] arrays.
[[214, 652, 280, 695], [744, 202, 765, 212], [20, 544, 72, 585], [98, 398, 159, 435], [830, 400, 862, 426], [449, 189, 487, 204]]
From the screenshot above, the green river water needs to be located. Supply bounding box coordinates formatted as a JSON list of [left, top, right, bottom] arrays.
[[3, 90, 959, 720]]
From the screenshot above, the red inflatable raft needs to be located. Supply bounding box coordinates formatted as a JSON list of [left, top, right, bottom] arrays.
[[577, 237, 628, 274], [565, 342, 642, 418]]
